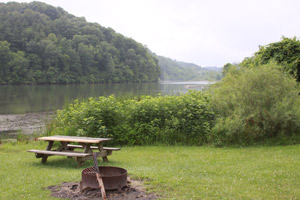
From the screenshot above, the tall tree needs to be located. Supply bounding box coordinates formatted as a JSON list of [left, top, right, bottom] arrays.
[[0, 41, 12, 83], [241, 37, 300, 82]]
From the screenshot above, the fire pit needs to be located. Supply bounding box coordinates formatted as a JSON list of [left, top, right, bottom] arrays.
[[80, 166, 127, 191]]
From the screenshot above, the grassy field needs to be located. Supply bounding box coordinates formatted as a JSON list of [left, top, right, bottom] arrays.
[[0, 141, 299, 199]]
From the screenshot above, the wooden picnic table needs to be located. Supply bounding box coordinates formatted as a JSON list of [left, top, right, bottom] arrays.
[[28, 135, 120, 166]]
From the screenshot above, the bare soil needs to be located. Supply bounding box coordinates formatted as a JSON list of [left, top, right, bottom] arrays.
[[48, 178, 158, 200], [0, 112, 53, 138]]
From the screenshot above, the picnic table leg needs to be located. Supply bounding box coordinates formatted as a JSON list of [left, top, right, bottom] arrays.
[[57, 141, 68, 151], [102, 157, 108, 162], [55, 142, 73, 158], [41, 141, 53, 163], [98, 143, 108, 162], [76, 157, 85, 167], [83, 144, 92, 153], [75, 144, 92, 166]]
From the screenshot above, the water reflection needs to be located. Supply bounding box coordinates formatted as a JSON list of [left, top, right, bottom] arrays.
[[0, 82, 211, 114]]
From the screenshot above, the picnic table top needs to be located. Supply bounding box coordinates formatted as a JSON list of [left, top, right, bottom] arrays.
[[38, 135, 112, 144]]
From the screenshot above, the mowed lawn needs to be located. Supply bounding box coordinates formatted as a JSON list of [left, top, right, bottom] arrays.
[[0, 142, 299, 199]]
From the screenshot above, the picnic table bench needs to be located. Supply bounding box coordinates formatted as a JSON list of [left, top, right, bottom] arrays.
[[27, 135, 120, 166]]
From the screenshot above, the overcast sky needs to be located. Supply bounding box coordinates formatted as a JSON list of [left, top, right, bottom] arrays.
[[2, 0, 300, 67]]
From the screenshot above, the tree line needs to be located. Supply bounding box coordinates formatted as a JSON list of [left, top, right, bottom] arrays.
[[0, 2, 160, 84], [223, 36, 300, 82], [156, 54, 222, 81]]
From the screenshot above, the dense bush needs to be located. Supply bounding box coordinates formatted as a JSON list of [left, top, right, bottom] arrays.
[[48, 91, 215, 145], [209, 63, 300, 146], [48, 63, 300, 146]]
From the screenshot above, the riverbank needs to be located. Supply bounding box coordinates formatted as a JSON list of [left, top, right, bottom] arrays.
[[0, 112, 53, 139]]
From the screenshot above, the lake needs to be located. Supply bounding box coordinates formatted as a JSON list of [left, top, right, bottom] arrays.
[[0, 81, 213, 114]]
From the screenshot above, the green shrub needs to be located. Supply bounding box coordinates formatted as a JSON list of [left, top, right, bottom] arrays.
[[209, 63, 300, 146], [128, 91, 214, 145], [50, 96, 123, 139], [48, 91, 215, 145]]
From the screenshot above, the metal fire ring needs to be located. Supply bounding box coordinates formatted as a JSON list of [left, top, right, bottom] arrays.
[[81, 166, 127, 191]]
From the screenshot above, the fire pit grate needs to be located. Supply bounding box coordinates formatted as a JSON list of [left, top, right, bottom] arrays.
[[80, 166, 127, 191]]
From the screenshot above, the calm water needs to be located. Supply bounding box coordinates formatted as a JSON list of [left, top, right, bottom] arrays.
[[0, 81, 212, 114]]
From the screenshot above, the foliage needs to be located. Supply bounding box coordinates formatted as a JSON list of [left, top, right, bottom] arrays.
[[156, 54, 222, 81], [48, 91, 215, 145], [209, 63, 300, 146], [222, 62, 237, 77], [241, 36, 300, 82], [0, 2, 160, 84], [1, 142, 300, 199]]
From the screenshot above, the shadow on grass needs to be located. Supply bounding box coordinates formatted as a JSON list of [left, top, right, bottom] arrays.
[[30, 157, 122, 169]]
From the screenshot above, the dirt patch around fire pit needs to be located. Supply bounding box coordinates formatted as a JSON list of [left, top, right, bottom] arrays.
[[48, 178, 159, 200]]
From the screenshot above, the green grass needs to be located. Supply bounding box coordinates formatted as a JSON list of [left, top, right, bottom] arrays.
[[0, 142, 300, 199]]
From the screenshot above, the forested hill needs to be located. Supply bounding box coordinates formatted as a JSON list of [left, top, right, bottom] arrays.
[[157, 55, 222, 81], [0, 2, 160, 84]]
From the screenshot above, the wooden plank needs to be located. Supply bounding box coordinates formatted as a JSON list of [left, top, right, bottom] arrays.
[[67, 144, 86, 149], [93, 153, 108, 200], [67, 144, 121, 151], [103, 147, 121, 151], [75, 151, 108, 163], [38, 135, 112, 144], [27, 149, 91, 157]]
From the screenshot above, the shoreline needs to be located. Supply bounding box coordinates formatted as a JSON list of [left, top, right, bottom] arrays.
[[0, 112, 53, 139]]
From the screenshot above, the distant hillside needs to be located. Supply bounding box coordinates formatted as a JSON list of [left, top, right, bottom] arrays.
[[203, 66, 222, 72], [156, 55, 222, 81], [0, 2, 160, 84]]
